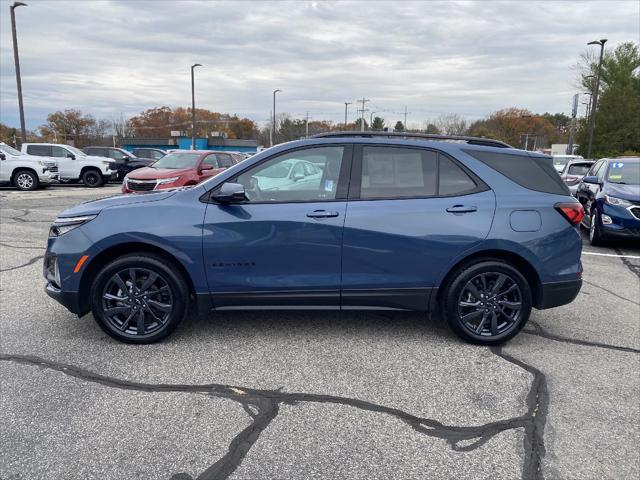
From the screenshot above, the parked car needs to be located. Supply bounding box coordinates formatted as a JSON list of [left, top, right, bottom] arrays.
[[559, 159, 595, 195], [21, 143, 116, 187], [252, 158, 322, 191], [552, 154, 584, 173], [131, 148, 166, 161], [0, 142, 58, 191], [121, 150, 239, 193], [45, 132, 584, 345], [83, 146, 155, 180], [576, 157, 640, 245]]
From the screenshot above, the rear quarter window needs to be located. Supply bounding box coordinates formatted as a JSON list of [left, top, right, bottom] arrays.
[[463, 149, 570, 195]]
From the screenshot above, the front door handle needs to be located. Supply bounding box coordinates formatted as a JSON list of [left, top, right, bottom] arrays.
[[446, 205, 477, 213], [307, 210, 339, 218]]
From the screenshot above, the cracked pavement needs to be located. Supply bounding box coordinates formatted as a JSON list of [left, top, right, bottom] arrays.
[[1, 185, 639, 479]]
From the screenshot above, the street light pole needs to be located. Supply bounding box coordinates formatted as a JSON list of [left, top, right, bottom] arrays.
[[190, 63, 202, 150], [271, 89, 281, 147], [344, 102, 351, 130], [10, 2, 28, 144], [586, 39, 607, 159]]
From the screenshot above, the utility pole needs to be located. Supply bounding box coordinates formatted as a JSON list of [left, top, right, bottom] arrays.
[[305, 112, 309, 138], [10, 2, 28, 144], [271, 89, 281, 147], [566, 93, 579, 155], [403, 105, 410, 129], [190, 63, 202, 150], [357, 97, 370, 132], [344, 102, 352, 130], [586, 39, 607, 159]]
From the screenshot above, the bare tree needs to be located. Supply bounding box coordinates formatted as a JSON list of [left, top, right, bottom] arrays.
[[435, 113, 468, 136]]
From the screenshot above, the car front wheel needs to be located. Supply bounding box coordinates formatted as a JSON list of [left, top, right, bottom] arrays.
[[14, 170, 39, 191], [82, 169, 104, 187], [90, 253, 189, 343], [441, 260, 532, 345], [589, 209, 605, 246]]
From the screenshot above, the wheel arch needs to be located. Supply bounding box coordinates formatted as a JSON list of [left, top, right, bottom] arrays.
[[435, 249, 542, 309], [77, 242, 197, 316], [80, 165, 103, 176]]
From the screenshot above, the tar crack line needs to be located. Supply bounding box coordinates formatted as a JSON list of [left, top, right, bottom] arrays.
[[1, 352, 539, 480]]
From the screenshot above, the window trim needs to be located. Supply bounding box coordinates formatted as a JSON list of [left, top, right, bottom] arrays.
[[348, 144, 488, 201], [201, 144, 353, 205]]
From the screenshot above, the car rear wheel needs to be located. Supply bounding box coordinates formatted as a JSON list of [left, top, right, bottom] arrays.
[[90, 253, 189, 343], [82, 169, 103, 188], [14, 170, 39, 191], [441, 260, 532, 345], [589, 208, 605, 246]]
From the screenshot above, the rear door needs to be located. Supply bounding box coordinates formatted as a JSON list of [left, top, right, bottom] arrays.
[[341, 145, 495, 310], [202, 145, 351, 308]]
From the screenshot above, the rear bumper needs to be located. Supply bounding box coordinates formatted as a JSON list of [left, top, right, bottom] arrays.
[[45, 282, 83, 316], [535, 279, 582, 309]]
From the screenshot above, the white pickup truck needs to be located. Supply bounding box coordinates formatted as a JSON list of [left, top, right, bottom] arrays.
[[0, 142, 58, 191], [21, 143, 117, 187]]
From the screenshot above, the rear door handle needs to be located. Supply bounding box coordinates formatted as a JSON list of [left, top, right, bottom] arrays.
[[307, 210, 339, 218], [446, 205, 477, 213]]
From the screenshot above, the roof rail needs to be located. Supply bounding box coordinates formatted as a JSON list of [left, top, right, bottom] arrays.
[[311, 131, 512, 148]]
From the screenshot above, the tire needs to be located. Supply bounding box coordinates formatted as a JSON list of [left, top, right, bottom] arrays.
[[90, 253, 189, 343], [441, 259, 532, 345], [14, 170, 39, 191], [82, 169, 104, 188], [589, 208, 605, 246]]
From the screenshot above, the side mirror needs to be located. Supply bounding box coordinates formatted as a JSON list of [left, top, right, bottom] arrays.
[[67, 153, 75, 160], [582, 175, 599, 185], [0, 152, 5, 160], [200, 164, 214, 172], [212, 182, 246, 203]]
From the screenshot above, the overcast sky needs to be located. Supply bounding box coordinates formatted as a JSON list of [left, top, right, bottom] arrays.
[[0, 0, 638, 131]]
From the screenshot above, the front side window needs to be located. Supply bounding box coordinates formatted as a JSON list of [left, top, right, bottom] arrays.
[[51, 146, 72, 158], [216, 154, 234, 168], [152, 153, 201, 169], [108, 149, 129, 161], [234, 146, 344, 202], [360, 147, 437, 199], [202, 154, 219, 167]]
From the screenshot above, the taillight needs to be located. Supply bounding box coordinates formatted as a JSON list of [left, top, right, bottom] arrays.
[[555, 202, 584, 226]]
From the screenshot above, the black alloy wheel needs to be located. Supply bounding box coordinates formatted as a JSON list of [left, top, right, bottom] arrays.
[[442, 260, 532, 345], [91, 254, 189, 343], [82, 170, 103, 188]]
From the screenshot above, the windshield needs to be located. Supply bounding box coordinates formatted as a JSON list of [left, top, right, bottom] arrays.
[[607, 161, 640, 185], [552, 156, 577, 172], [0, 144, 22, 156], [255, 161, 293, 178], [66, 145, 87, 157], [151, 153, 201, 169]]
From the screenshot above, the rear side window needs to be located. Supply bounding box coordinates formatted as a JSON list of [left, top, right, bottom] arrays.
[[357, 146, 480, 199], [463, 149, 570, 195], [26, 145, 50, 156], [360, 147, 437, 199]]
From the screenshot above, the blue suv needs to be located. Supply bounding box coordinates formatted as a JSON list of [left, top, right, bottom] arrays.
[[576, 157, 640, 245], [44, 133, 584, 345]]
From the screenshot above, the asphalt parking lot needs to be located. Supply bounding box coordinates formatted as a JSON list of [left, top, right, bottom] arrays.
[[1, 185, 638, 480]]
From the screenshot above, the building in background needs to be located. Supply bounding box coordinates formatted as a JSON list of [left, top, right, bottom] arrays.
[[121, 134, 258, 153]]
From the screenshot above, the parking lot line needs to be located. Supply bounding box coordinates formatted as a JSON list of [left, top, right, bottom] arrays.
[[582, 251, 640, 259]]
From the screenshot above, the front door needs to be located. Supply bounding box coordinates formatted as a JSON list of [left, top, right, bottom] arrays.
[[50, 145, 75, 179], [202, 145, 351, 309], [341, 145, 495, 310]]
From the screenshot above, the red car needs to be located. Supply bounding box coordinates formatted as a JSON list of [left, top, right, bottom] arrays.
[[122, 150, 241, 193]]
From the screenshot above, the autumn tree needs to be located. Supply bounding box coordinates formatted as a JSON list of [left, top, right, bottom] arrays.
[[435, 113, 467, 136], [467, 108, 560, 148], [39, 109, 110, 147]]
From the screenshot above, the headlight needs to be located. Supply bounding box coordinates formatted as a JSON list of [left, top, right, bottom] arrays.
[[49, 215, 97, 237], [604, 195, 632, 208], [157, 176, 180, 185]]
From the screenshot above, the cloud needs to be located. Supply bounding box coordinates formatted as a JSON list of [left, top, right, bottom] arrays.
[[0, 0, 638, 130]]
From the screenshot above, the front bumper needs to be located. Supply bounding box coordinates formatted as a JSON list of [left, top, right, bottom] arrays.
[[45, 282, 82, 315], [536, 279, 582, 309]]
